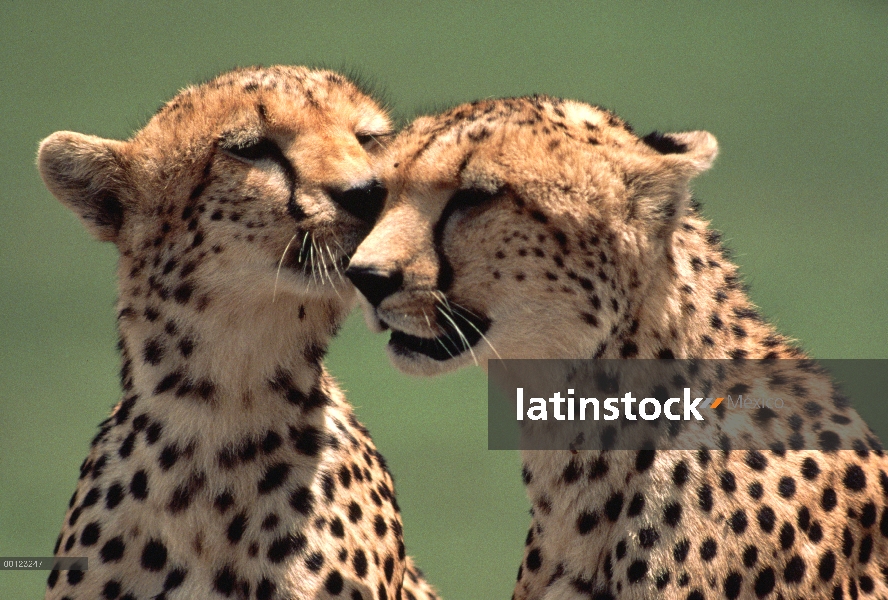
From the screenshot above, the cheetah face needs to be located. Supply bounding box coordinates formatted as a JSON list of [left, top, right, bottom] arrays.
[[348, 97, 717, 375], [38, 67, 392, 305]]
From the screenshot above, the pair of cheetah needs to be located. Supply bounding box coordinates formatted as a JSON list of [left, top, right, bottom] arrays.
[[41, 68, 885, 600]]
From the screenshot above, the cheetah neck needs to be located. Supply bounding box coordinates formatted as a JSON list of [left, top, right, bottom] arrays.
[[114, 263, 350, 425], [605, 213, 803, 361]]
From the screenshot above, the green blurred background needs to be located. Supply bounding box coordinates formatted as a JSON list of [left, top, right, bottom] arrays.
[[2, 2, 886, 597]]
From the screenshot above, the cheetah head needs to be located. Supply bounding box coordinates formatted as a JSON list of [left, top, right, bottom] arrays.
[[38, 66, 391, 309], [347, 96, 717, 375]]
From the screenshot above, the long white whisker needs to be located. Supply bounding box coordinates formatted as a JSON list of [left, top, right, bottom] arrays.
[[437, 304, 477, 365], [273, 233, 299, 303], [443, 298, 502, 361]]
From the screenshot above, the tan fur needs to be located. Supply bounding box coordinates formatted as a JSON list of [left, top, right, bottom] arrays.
[[349, 96, 888, 600], [38, 66, 437, 600]]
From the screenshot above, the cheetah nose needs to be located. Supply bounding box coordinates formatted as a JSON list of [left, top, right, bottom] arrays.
[[326, 181, 387, 224], [345, 266, 403, 307]]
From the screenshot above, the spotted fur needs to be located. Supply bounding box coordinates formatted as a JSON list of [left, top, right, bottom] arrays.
[[347, 96, 888, 600], [38, 66, 437, 600]]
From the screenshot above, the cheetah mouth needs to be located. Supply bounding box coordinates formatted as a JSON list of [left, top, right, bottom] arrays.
[[387, 305, 491, 362]]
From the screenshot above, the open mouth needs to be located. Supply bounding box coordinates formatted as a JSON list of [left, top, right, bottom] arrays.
[[388, 304, 492, 361]]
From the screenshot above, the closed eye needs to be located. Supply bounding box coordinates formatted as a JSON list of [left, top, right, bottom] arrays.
[[221, 137, 281, 162], [449, 187, 501, 209], [355, 132, 390, 150]]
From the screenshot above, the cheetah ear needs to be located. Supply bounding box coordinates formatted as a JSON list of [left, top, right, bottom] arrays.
[[641, 130, 719, 175], [38, 131, 131, 243], [630, 130, 718, 233]]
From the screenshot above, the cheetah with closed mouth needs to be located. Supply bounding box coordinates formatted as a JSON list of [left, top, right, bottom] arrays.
[[345, 96, 888, 599], [38, 66, 437, 600]]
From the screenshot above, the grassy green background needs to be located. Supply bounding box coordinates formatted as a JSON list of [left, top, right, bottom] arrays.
[[2, 2, 886, 598]]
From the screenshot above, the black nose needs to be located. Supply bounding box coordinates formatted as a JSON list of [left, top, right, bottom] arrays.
[[326, 181, 387, 224], [345, 266, 403, 307]]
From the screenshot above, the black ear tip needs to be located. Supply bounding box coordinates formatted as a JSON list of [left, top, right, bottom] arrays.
[[641, 131, 689, 155]]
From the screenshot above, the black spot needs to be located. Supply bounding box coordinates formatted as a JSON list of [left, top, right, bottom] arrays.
[[164, 567, 187, 590], [672, 461, 689, 486], [797, 506, 811, 531], [604, 493, 624, 521], [227, 511, 248, 543], [627, 559, 648, 583], [673, 539, 690, 562], [155, 371, 183, 395], [258, 462, 291, 494], [140, 539, 167, 572], [158, 444, 180, 470], [374, 515, 388, 538], [214, 490, 234, 513], [620, 341, 639, 358], [843, 465, 867, 491], [842, 516, 860, 555], [143, 337, 165, 365], [348, 501, 363, 523], [729, 510, 748, 535], [743, 545, 758, 568], [331, 516, 346, 538], [100, 536, 126, 563], [627, 493, 645, 517], [267, 533, 306, 563], [290, 426, 324, 457], [325, 570, 344, 595], [783, 555, 805, 584], [724, 572, 743, 599], [635, 449, 656, 472], [577, 511, 599, 534], [105, 483, 124, 509], [754, 567, 775, 597], [757, 506, 776, 532], [663, 502, 682, 527], [638, 527, 660, 548], [779, 522, 795, 550], [67, 569, 84, 585], [819, 430, 842, 451], [526, 548, 542, 572], [130, 470, 149, 500], [859, 534, 873, 563], [290, 486, 315, 514], [745, 450, 768, 471], [353, 549, 368, 578], [778, 476, 797, 498], [697, 484, 713, 512], [80, 521, 101, 546], [562, 459, 583, 483], [168, 472, 205, 513], [720, 470, 737, 493], [102, 579, 121, 598], [213, 565, 236, 596], [821, 487, 838, 511], [802, 457, 821, 480], [816, 550, 837, 582], [700, 538, 717, 561]]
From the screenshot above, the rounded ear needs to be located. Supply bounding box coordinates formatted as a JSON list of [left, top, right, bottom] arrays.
[[627, 130, 719, 235], [37, 131, 131, 243], [657, 130, 719, 175]]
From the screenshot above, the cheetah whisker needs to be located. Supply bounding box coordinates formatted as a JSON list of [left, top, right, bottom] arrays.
[[436, 304, 478, 366], [273, 233, 299, 303], [440, 297, 503, 362]]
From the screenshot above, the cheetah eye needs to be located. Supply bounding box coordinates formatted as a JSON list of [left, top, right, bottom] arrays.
[[355, 132, 390, 150], [449, 187, 501, 209], [221, 137, 281, 162]]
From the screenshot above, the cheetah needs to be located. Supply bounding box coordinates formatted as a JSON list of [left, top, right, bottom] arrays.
[[344, 96, 888, 599], [37, 66, 437, 600]]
